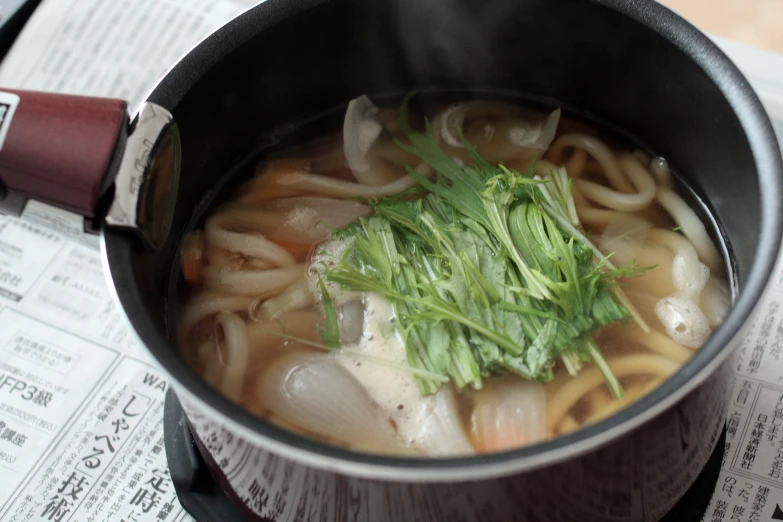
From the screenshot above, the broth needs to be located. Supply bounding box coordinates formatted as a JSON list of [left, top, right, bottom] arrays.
[[176, 94, 730, 456]]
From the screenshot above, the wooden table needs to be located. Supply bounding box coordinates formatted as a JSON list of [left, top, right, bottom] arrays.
[[659, 0, 783, 54]]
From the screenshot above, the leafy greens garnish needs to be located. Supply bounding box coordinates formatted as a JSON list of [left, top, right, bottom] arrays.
[[317, 277, 342, 350], [324, 96, 647, 399]]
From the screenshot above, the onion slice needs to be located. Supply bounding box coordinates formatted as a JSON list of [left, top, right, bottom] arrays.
[[598, 215, 652, 267], [438, 104, 468, 147], [218, 198, 370, 245], [343, 95, 384, 183], [256, 351, 399, 452], [507, 108, 561, 149], [470, 377, 547, 453], [437, 103, 561, 152], [408, 387, 475, 456], [700, 277, 731, 329]]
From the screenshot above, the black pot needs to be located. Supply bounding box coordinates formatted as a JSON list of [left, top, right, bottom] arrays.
[[2, 0, 782, 520]]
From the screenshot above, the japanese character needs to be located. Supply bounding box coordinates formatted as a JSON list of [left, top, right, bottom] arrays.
[[722, 476, 735, 497], [1, 428, 16, 442], [41, 496, 71, 522], [12, 433, 26, 447], [157, 502, 174, 520], [712, 499, 728, 521], [144, 474, 168, 494], [82, 435, 119, 470], [58, 472, 88, 501], [130, 488, 160, 513], [122, 395, 143, 417], [82, 447, 105, 469], [95, 434, 119, 453], [33, 390, 54, 408], [247, 479, 269, 511], [112, 418, 129, 434]]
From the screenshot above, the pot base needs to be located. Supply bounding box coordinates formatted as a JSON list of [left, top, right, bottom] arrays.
[[163, 390, 725, 522]]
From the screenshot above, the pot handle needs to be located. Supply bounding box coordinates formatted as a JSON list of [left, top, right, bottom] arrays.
[[0, 89, 129, 218], [0, 89, 180, 250]]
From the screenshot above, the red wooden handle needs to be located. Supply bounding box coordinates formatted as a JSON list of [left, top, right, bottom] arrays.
[[0, 89, 128, 217]]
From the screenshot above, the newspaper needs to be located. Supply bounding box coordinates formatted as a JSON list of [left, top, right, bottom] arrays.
[[0, 1, 256, 521], [0, 0, 781, 520]]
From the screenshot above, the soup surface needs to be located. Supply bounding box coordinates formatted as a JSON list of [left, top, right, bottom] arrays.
[[177, 94, 730, 456]]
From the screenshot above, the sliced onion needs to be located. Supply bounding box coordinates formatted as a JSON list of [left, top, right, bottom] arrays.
[[343, 95, 384, 183], [700, 277, 731, 329], [339, 299, 364, 346], [598, 215, 652, 267], [655, 295, 712, 349], [506, 109, 561, 150], [256, 351, 399, 451], [438, 104, 468, 148], [263, 197, 370, 244], [470, 377, 546, 453], [408, 387, 475, 456], [672, 257, 710, 299], [215, 198, 370, 245], [437, 104, 560, 152]]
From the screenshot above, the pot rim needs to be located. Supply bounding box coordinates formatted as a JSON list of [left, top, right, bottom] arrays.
[[103, 0, 783, 482]]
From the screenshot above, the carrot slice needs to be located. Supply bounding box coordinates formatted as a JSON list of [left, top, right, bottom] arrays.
[[241, 159, 313, 202], [182, 231, 205, 284]]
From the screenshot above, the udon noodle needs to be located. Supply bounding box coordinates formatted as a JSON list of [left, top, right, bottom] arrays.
[[177, 95, 730, 456]]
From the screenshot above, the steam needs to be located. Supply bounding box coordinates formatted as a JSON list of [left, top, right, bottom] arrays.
[[392, 0, 504, 84]]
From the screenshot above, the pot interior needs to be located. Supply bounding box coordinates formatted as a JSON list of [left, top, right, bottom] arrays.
[[104, 0, 782, 474]]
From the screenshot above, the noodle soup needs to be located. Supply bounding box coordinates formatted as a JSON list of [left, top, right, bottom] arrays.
[[177, 94, 730, 456]]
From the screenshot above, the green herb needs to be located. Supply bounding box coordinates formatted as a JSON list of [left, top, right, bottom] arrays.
[[323, 97, 648, 399], [317, 277, 341, 349]]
